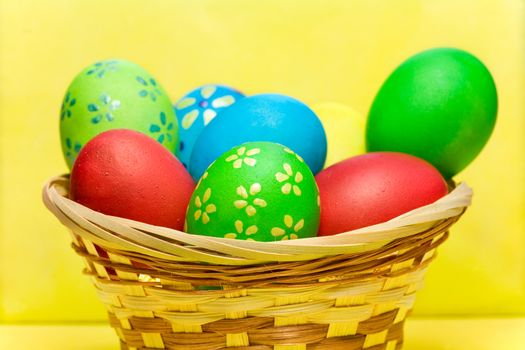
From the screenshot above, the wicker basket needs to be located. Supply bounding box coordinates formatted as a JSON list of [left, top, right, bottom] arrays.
[[43, 175, 472, 350]]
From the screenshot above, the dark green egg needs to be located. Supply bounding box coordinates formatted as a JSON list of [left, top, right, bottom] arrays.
[[366, 48, 497, 178]]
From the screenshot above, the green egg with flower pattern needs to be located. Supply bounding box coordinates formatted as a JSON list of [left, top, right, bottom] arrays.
[[185, 141, 320, 241], [60, 59, 178, 169]]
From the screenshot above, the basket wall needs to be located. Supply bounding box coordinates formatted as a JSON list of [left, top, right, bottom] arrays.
[[71, 230, 447, 350]]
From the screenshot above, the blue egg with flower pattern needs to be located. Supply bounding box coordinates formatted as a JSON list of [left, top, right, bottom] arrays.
[[189, 93, 327, 181], [60, 59, 178, 169], [173, 85, 245, 169]]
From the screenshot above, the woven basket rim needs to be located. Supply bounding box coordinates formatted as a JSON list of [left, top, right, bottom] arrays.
[[42, 175, 472, 265]]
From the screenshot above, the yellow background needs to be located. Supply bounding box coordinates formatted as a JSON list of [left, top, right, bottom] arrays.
[[0, 0, 524, 323]]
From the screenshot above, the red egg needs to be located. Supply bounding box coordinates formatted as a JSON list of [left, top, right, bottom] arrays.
[[70, 129, 195, 230], [316, 152, 448, 235]]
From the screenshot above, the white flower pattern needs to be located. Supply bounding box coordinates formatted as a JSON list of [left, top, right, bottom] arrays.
[[177, 85, 237, 129]]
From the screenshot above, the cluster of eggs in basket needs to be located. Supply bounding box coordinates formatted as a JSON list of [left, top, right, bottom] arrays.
[[63, 48, 497, 241]]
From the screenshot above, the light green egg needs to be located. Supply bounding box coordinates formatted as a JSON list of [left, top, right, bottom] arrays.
[[185, 142, 320, 242], [60, 59, 178, 169]]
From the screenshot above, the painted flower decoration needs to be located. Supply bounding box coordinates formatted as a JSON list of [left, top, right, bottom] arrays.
[[60, 92, 76, 121], [149, 112, 174, 144], [87, 94, 121, 124], [64, 137, 82, 164], [193, 188, 216, 224], [224, 220, 258, 240], [137, 76, 162, 102], [226, 146, 260, 169], [275, 163, 304, 196], [283, 147, 304, 162], [86, 60, 118, 78], [177, 85, 238, 129], [234, 183, 267, 216], [271, 215, 304, 240], [196, 171, 208, 189]]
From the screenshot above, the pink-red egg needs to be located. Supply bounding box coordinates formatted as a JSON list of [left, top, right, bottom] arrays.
[[315, 152, 448, 236], [70, 129, 195, 230]]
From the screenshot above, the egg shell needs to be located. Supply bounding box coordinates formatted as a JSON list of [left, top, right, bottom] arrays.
[[311, 102, 366, 168], [174, 84, 245, 169], [60, 59, 178, 169], [189, 93, 327, 181], [70, 129, 194, 230], [316, 152, 448, 235], [185, 142, 320, 242], [366, 48, 498, 178]]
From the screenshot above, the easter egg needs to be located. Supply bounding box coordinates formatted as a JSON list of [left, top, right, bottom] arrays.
[[185, 142, 320, 241], [60, 59, 178, 169], [70, 129, 194, 230], [316, 152, 448, 235], [311, 102, 366, 168], [174, 84, 244, 169], [189, 94, 327, 181], [366, 48, 498, 178]]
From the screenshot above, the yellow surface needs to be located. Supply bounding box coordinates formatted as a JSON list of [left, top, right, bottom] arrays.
[[311, 102, 366, 167], [1, 0, 524, 322], [1, 318, 524, 350]]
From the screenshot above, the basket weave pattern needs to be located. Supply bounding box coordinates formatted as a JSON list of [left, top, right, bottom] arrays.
[[43, 176, 472, 350]]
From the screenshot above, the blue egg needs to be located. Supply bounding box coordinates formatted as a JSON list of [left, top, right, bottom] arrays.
[[189, 93, 327, 181], [173, 84, 244, 168]]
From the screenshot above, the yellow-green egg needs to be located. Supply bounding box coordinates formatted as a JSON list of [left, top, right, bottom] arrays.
[[312, 102, 366, 168], [60, 59, 178, 169], [185, 142, 320, 241]]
